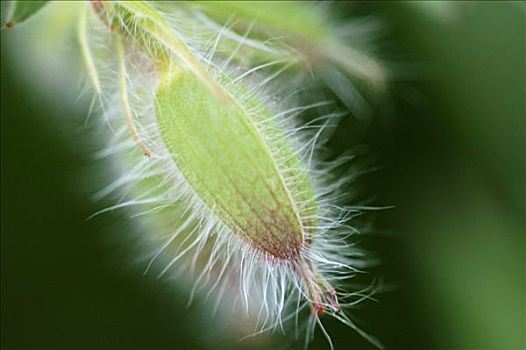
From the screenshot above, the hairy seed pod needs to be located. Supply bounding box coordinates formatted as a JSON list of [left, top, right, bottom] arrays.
[[155, 67, 316, 262]]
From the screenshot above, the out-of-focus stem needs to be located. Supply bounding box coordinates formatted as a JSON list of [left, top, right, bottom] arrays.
[[114, 31, 151, 158], [78, 2, 101, 94]]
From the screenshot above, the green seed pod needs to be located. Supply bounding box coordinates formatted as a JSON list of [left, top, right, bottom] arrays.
[[155, 67, 316, 260]]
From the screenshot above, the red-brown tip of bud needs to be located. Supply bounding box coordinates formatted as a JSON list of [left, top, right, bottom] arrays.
[[315, 302, 325, 316]]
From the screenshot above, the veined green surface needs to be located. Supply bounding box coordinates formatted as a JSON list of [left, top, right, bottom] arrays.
[[155, 68, 316, 259]]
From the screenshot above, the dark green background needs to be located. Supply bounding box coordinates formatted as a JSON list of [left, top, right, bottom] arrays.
[[1, 2, 525, 349]]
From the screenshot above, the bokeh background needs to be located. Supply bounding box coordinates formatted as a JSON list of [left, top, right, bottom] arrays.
[[1, 2, 525, 349]]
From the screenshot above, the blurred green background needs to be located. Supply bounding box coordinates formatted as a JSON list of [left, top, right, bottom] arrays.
[[1, 2, 525, 349]]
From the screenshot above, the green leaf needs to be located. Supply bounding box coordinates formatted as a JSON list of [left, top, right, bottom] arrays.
[[5, 0, 49, 28]]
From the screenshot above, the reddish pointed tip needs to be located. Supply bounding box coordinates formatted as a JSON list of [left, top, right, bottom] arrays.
[[315, 302, 325, 316], [5, 22, 13, 29]]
